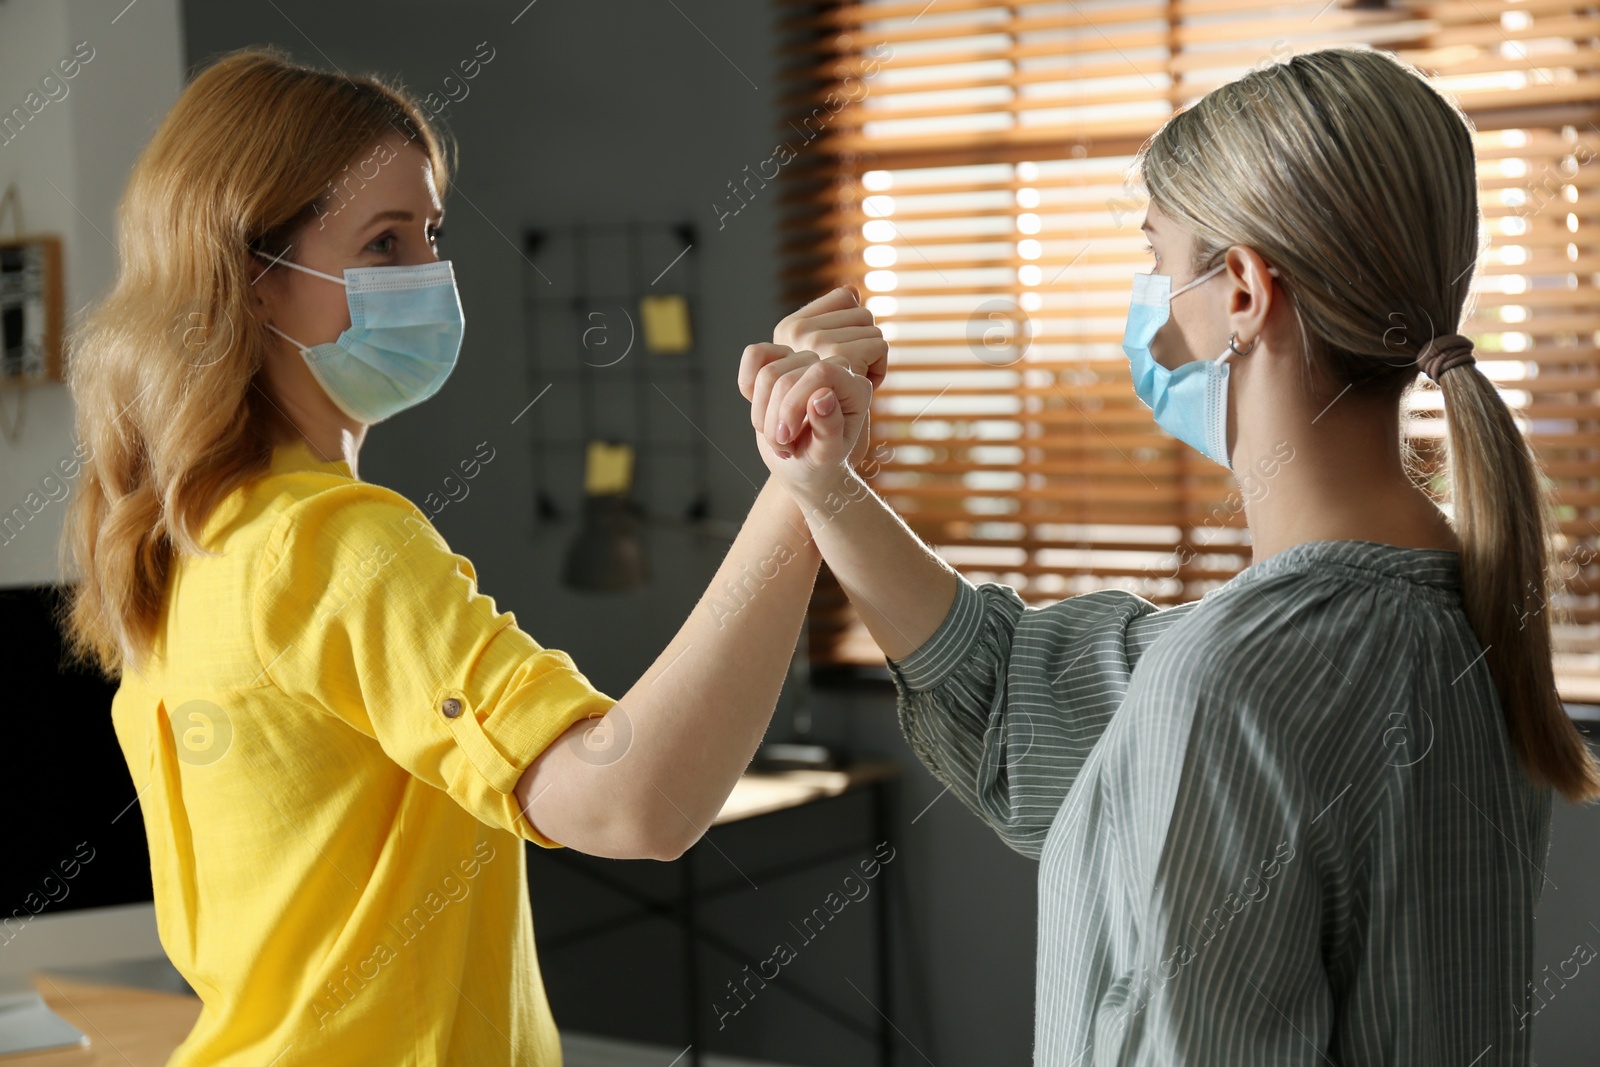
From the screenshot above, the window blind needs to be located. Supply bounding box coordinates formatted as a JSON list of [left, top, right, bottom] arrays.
[[777, 0, 1600, 700]]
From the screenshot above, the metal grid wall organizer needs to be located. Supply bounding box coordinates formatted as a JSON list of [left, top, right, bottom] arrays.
[[520, 221, 711, 532]]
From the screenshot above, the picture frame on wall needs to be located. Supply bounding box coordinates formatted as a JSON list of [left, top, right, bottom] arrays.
[[0, 234, 65, 385]]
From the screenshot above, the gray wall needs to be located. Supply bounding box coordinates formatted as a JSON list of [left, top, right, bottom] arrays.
[[0, 0, 185, 586]]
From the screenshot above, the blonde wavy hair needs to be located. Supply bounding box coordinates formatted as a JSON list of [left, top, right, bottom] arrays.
[[1136, 46, 1600, 802], [57, 47, 452, 679]]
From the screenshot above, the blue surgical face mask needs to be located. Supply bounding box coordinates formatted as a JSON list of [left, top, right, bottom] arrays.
[[1121, 263, 1234, 468], [254, 251, 464, 424]]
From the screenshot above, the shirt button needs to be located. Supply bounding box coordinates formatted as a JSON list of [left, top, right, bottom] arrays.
[[441, 698, 462, 719]]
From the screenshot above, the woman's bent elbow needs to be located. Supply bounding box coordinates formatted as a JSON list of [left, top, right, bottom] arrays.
[[564, 817, 693, 862], [516, 764, 694, 860], [515, 724, 710, 860], [629, 806, 701, 861]]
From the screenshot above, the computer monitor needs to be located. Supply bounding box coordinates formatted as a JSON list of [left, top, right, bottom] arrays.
[[0, 583, 179, 1054]]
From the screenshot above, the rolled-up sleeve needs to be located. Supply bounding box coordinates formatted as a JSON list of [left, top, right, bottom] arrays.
[[251, 482, 616, 848], [886, 572, 1194, 858]]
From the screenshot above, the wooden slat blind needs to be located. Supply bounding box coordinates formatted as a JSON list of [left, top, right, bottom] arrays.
[[778, 0, 1600, 698]]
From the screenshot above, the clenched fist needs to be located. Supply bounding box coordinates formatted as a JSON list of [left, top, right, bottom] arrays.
[[764, 285, 887, 389], [740, 344, 873, 500], [738, 285, 886, 498]]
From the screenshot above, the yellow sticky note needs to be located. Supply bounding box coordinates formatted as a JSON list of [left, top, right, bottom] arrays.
[[640, 293, 692, 354], [584, 440, 634, 495]]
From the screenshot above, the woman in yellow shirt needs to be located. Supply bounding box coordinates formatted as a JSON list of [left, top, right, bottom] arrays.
[[54, 48, 882, 1066]]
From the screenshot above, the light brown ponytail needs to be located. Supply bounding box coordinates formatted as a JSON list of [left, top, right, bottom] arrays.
[[1136, 45, 1600, 802], [1438, 362, 1600, 801]]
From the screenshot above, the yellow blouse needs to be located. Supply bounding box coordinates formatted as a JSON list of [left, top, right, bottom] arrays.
[[110, 437, 616, 1065]]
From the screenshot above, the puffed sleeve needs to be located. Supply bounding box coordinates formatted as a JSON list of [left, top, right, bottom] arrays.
[[251, 482, 617, 848], [885, 572, 1196, 859]]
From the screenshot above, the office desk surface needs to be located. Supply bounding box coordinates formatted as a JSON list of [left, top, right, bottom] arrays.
[[5, 974, 200, 1066], [712, 761, 900, 826]]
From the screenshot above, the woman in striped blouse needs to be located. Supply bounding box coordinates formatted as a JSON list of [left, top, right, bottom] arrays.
[[740, 46, 1600, 1064]]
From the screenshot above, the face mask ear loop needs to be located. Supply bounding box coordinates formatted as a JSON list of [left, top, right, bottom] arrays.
[[1169, 261, 1228, 300], [251, 247, 349, 286], [264, 320, 311, 354], [252, 248, 348, 354]]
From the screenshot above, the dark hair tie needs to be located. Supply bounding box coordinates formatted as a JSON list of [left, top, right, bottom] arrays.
[[1416, 333, 1476, 382]]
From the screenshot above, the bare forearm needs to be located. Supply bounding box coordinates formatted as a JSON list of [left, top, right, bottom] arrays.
[[789, 465, 957, 662], [520, 474, 821, 858], [616, 474, 821, 833]]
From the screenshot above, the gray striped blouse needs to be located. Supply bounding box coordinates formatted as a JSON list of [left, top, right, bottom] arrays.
[[886, 539, 1554, 1065]]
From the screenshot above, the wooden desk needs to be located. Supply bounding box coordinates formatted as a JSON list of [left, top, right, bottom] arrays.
[[1, 974, 199, 1065], [713, 761, 899, 825]]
